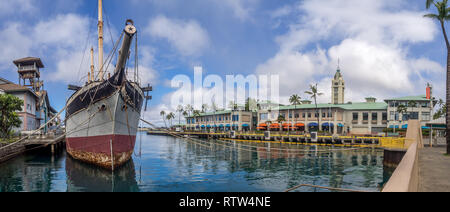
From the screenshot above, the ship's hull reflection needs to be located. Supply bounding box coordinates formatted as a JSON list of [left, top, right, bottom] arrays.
[[65, 155, 139, 192]]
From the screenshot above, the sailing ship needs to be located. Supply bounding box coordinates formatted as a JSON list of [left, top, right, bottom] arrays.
[[65, 0, 151, 170]]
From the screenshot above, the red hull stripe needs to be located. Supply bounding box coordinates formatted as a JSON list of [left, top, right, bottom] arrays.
[[66, 134, 136, 154]]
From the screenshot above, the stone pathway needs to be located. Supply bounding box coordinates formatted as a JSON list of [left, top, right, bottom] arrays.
[[418, 146, 450, 192]]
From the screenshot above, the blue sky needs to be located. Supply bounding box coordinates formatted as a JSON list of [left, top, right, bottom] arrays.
[[0, 0, 447, 125]]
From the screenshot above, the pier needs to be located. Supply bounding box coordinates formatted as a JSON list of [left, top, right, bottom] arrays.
[[0, 134, 65, 163], [146, 130, 396, 148]]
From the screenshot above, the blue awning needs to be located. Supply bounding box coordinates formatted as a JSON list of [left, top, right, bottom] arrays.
[[206, 125, 211, 128], [226, 124, 231, 127], [233, 124, 239, 127], [201, 125, 206, 128], [242, 124, 250, 127], [389, 125, 399, 129], [402, 124, 408, 129], [337, 123, 344, 127], [219, 124, 224, 128], [322, 123, 334, 127], [422, 126, 430, 129], [308, 123, 318, 127]]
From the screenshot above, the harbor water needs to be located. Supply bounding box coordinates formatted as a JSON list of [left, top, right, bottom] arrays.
[[0, 133, 393, 192]]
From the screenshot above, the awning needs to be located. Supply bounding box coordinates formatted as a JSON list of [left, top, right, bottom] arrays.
[[242, 124, 250, 127], [206, 125, 211, 128], [422, 126, 430, 129], [219, 124, 224, 128], [283, 123, 293, 129], [295, 123, 305, 127], [269, 123, 280, 128], [308, 123, 318, 127], [337, 123, 344, 127], [201, 125, 206, 128], [389, 125, 399, 129], [322, 123, 334, 127], [258, 123, 268, 127], [226, 124, 231, 128], [402, 124, 408, 129]]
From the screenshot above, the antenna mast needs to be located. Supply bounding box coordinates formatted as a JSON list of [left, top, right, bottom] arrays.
[[97, 0, 104, 81]]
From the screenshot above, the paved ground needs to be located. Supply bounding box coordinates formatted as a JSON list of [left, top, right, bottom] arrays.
[[418, 146, 450, 192]]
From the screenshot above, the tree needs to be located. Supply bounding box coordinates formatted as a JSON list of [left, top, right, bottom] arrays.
[[425, 0, 450, 154], [166, 112, 175, 128], [434, 98, 446, 119], [305, 84, 323, 132], [277, 115, 286, 132], [289, 94, 302, 132], [397, 104, 408, 132], [0, 94, 23, 138], [193, 110, 201, 130], [160, 110, 167, 128], [201, 104, 209, 113], [176, 105, 184, 125], [185, 104, 193, 117], [408, 100, 417, 119]]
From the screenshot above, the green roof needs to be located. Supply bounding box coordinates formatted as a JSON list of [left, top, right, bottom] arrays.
[[278, 102, 387, 111], [384, 95, 428, 102], [187, 110, 234, 118]]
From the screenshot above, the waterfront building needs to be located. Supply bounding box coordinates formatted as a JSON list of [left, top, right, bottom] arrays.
[[384, 83, 436, 130], [260, 98, 388, 135], [186, 110, 255, 132], [0, 57, 57, 134]]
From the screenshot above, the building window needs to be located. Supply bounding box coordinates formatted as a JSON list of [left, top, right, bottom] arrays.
[[328, 111, 333, 118], [322, 112, 326, 118], [302, 113, 306, 118], [422, 112, 431, 121], [260, 113, 268, 121], [295, 113, 300, 118], [352, 113, 358, 121], [421, 102, 429, 108], [409, 112, 419, 120], [390, 112, 399, 121], [372, 112, 378, 121], [308, 113, 311, 118], [363, 113, 369, 121], [289, 112, 293, 119]]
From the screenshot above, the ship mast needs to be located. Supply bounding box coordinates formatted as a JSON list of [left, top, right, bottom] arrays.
[[97, 0, 104, 81], [90, 47, 95, 82]]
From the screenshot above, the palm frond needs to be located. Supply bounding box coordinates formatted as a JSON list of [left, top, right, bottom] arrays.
[[424, 13, 440, 19], [426, 0, 435, 9]]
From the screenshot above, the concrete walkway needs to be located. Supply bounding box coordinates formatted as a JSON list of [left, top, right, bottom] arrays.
[[418, 146, 450, 192]]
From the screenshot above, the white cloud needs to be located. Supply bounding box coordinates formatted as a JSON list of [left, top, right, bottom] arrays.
[[146, 15, 210, 57], [255, 0, 441, 103], [0, 0, 34, 16], [0, 23, 33, 69]]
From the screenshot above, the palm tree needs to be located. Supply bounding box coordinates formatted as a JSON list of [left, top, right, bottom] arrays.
[[397, 104, 408, 133], [425, 0, 450, 154], [176, 105, 184, 126], [305, 83, 323, 132], [193, 110, 201, 130], [185, 104, 194, 116], [201, 104, 209, 113], [167, 112, 175, 128], [408, 100, 418, 120], [160, 110, 167, 128], [277, 115, 286, 132], [289, 94, 302, 132]]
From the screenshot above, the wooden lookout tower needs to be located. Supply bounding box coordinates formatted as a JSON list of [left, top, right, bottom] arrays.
[[13, 57, 44, 92]]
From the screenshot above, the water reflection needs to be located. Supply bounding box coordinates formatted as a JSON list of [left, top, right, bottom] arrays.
[[65, 156, 139, 192], [0, 133, 393, 192]]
